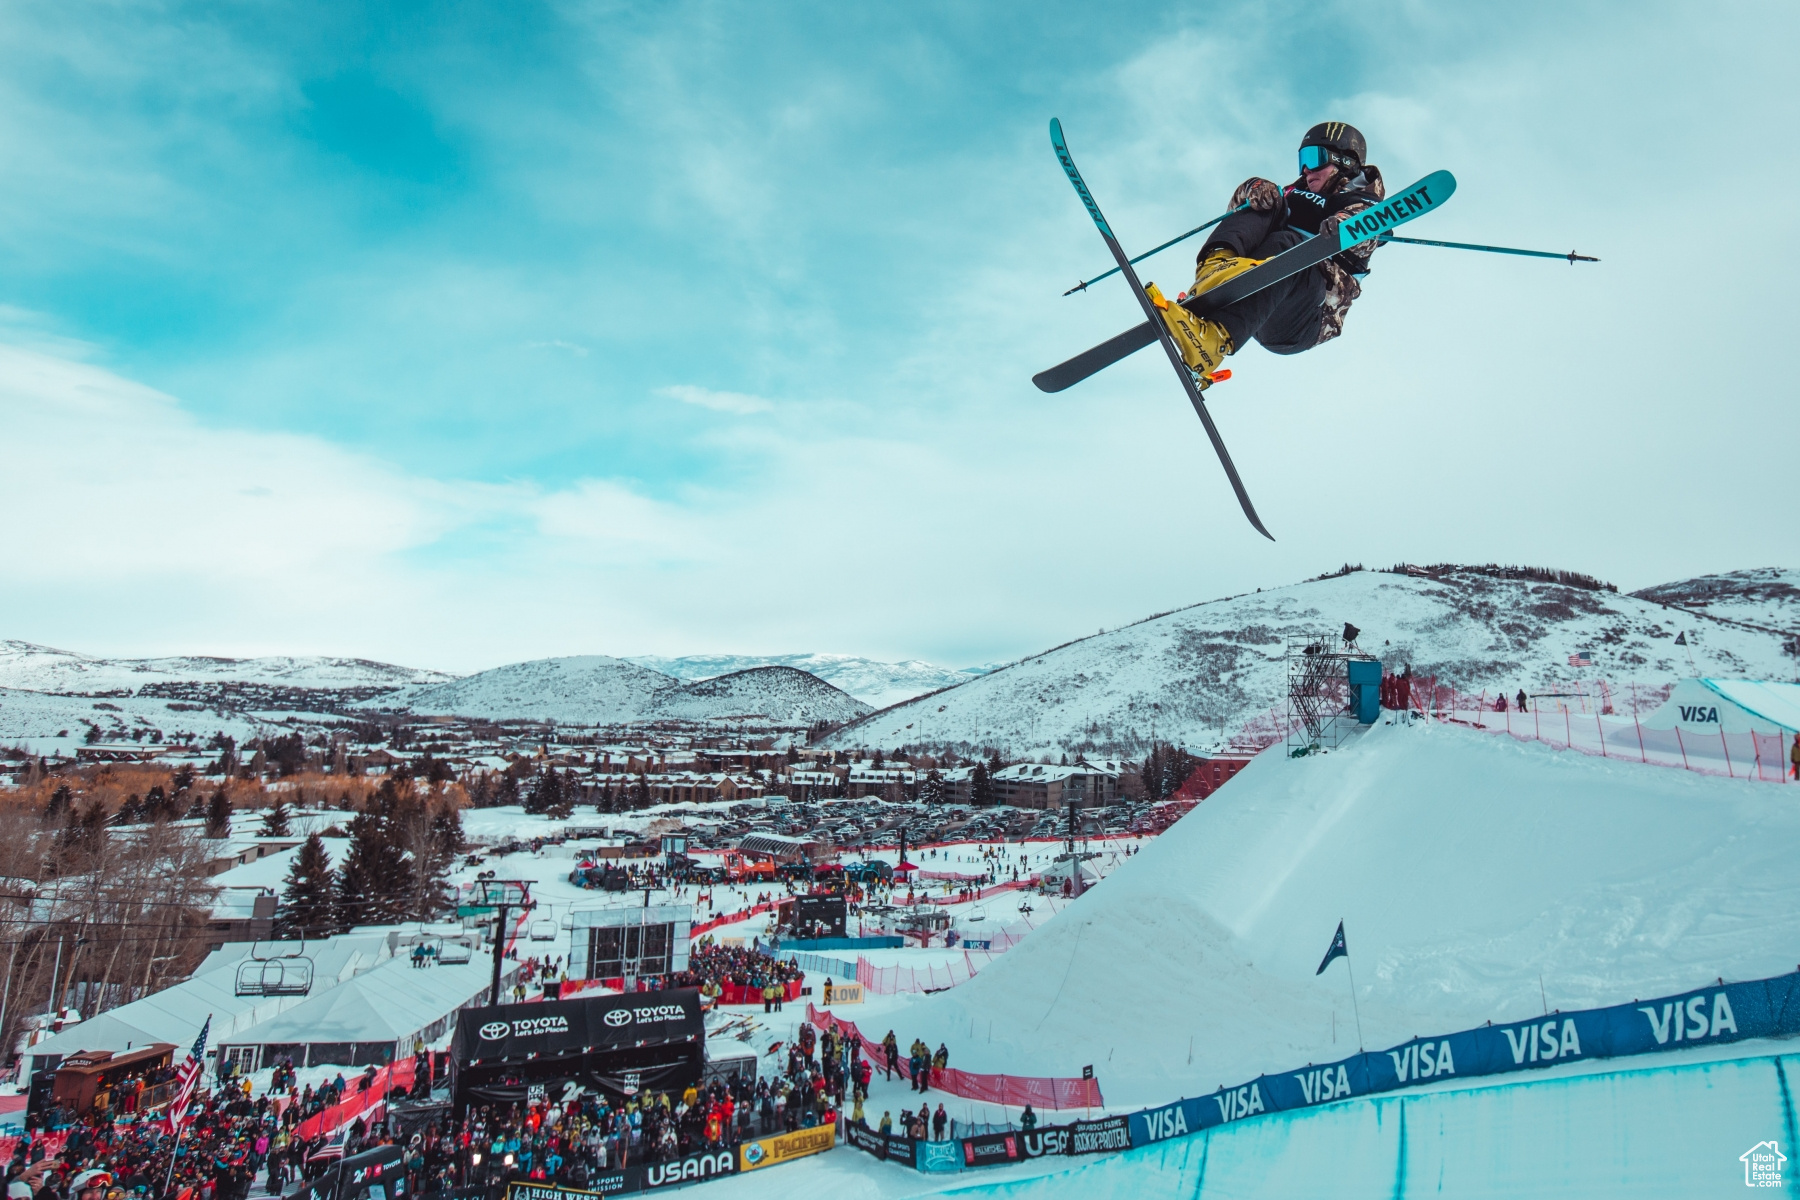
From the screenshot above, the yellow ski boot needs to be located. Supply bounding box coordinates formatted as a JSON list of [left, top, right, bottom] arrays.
[[1144, 282, 1233, 387], [1187, 246, 1263, 298]]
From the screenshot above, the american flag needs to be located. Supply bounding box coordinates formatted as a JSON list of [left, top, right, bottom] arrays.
[[167, 1014, 210, 1135], [1568, 651, 1593, 667]]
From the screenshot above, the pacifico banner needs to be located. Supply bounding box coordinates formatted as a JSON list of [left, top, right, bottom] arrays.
[[738, 1123, 837, 1172]]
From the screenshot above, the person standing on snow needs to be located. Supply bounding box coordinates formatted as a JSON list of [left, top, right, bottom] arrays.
[[1150, 122, 1385, 386]]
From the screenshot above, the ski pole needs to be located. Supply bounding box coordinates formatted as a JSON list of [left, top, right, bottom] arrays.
[[1063, 204, 1249, 295], [1376, 233, 1598, 263]]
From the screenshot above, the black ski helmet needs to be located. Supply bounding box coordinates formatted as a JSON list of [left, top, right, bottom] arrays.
[[1299, 121, 1366, 172]]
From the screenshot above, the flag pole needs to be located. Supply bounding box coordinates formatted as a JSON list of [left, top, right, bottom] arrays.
[[1342, 922, 1364, 1051]]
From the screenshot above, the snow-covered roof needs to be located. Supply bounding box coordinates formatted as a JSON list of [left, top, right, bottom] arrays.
[[236, 954, 495, 1046]]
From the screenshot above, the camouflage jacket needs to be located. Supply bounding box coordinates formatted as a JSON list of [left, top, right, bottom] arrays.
[[1230, 165, 1386, 345]]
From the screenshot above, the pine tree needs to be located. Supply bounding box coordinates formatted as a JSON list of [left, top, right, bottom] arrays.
[[143, 784, 174, 822], [524, 768, 563, 815], [279, 834, 338, 937], [970, 762, 994, 807], [261, 799, 292, 837], [43, 783, 73, 823], [497, 771, 521, 809], [920, 769, 945, 805], [116, 793, 146, 825], [335, 810, 406, 928], [205, 790, 233, 838]]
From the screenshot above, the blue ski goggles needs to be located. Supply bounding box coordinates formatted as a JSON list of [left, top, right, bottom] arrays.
[[1298, 144, 1354, 173]]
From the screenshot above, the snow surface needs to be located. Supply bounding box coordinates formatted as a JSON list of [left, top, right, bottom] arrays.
[[386, 657, 868, 725], [0, 639, 449, 693], [1631, 566, 1800, 634], [824, 567, 1800, 758], [848, 718, 1800, 1112], [626, 654, 982, 710]]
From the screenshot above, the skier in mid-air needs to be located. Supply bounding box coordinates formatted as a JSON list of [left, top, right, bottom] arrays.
[[1149, 122, 1384, 385]]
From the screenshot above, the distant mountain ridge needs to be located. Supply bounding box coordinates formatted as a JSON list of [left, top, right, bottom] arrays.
[[1630, 568, 1800, 635], [625, 653, 983, 709], [0, 640, 450, 695], [822, 564, 1800, 760], [389, 657, 870, 726]]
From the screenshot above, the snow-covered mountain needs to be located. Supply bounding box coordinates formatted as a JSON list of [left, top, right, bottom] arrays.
[[0, 640, 449, 694], [394, 656, 679, 724], [1631, 567, 1800, 634], [822, 565, 1800, 759], [390, 657, 868, 726], [624, 653, 977, 709], [643, 666, 870, 725]]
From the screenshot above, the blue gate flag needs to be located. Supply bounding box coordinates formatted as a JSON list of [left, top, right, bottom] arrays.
[[1317, 921, 1348, 975]]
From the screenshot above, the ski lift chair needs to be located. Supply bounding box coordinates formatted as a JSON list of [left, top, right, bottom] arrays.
[[234, 941, 315, 997], [967, 905, 987, 923], [439, 940, 474, 965], [529, 918, 557, 942]]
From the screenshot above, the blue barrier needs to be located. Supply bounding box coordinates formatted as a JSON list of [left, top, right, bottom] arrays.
[[783, 937, 905, 951], [780, 951, 859, 979], [1128, 970, 1800, 1148]]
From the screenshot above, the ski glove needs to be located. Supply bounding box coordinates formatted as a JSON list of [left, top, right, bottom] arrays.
[[1231, 177, 1283, 213]]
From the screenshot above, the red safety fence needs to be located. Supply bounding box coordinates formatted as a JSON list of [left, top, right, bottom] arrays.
[[806, 1005, 1101, 1111], [295, 1057, 415, 1141], [850, 913, 1042, 994], [1437, 700, 1794, 784], [688, 901, 781, 940]]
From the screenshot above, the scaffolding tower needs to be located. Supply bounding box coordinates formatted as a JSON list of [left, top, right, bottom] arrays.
[[1285, 623, 1366, 754]]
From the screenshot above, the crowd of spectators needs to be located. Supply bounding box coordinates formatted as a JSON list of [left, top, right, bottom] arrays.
[[666, 944, 800, 998]]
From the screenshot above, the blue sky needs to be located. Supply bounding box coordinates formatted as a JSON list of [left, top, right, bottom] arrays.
[[2, 0, 1795, 672]]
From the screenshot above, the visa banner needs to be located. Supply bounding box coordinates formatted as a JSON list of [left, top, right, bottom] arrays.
[[1131, 971, 1800, 1148]]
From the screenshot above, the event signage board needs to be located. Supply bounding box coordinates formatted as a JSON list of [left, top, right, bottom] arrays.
[[821, 982, 864, 1005], [1129, 971, 1800, 1148], [1012, 1118, 1129, 1160], [961, 1132, 1020, 1168], [915, 1140, 964, 1174], [845, 1122, 916, 1167], [503, 1149, 737, 1199], [738, 1124, 836, 1172], [455, 990, 704, 1064]]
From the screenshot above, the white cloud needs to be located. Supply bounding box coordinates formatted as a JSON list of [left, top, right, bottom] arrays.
[[656, 384, 774, 415]]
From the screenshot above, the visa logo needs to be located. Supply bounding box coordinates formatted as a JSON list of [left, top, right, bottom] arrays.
[[1678, 705, 1720, 723], [1213, 1083, 1266, 1123], [1640, 992, 1737, 1045], [1138, 1104, 1188, 1141], [1387, 1040, 1455, 1083], [1502, 1018, 1582, 1065], [1294, 1064, 1352, 1104]]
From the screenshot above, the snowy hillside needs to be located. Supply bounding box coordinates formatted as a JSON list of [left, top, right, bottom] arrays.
[[885, 719, 1800, 1110], [0, 686, 264, 755], [0, 640, 449, 694], [1631, 567, 1800, 634], [626, 653, 977, 709], [393, 655, 678, 724], [823, 566, 1800, 758], [389, 657, 867, 726], [643, 666, 870, 724]]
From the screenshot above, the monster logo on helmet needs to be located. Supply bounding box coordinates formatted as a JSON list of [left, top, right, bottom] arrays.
[[1298, 122, 1366, 176]]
